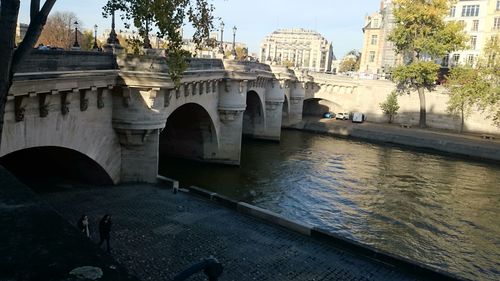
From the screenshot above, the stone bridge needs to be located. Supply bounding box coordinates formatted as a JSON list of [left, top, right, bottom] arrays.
[[1, 51, 497, 185], [0, 51, 311, 184]]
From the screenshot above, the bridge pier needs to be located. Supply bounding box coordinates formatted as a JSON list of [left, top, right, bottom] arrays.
[[117, 129, 160, 183], [112, 86, 166, 183], [287, 82, 306, 126]]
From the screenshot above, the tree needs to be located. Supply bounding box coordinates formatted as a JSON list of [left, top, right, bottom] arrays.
[[388, 0, 466, 128], [37, 11, 78, 49], [379, 91, 400, 123], [103, 0, 215, 86], [81, 30, 96, 51], [339, 57, 358, 73], [0, 0, 57, 151], [444, 67, 480, 132], [445, 37, 500, 129], [235, 47, 247, 60]]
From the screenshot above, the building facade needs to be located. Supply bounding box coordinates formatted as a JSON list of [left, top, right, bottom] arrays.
[[359, 0, 398, 75], [259, 28, 334, 72], [444, 0, 499, 67]]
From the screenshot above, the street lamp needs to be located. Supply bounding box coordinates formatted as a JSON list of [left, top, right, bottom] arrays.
[[73, 21, 80, 48], [231, 26, 237, 58], [218, 21, 225, 54], [93, 24, 99, 50]]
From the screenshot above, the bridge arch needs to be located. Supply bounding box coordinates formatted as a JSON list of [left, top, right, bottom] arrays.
[[243, 90, 265, 137], [302, 98, 343, 118], [0, 146, 115, 185], [160, 102, 219, 161]]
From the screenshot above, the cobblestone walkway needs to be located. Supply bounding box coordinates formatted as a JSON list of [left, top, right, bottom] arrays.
[[39, 183, 424, 281]]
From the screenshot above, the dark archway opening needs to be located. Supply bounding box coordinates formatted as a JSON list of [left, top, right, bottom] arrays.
[[243, 91, 264, 137], [0, 146, 113, 188], [159, 103, 216, 162], [302, 98, 338, 118]]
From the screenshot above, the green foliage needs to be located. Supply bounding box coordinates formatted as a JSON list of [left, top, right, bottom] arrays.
[[339, 58, 358, 73], [103, 0, 215, 87], [81, 30, 95, 51], [389, 0, 466, 60], [392, 61, 440, 92], [388, 0, 466, 127], [446, 37, 500, 127], [379, 91, 400, 123]]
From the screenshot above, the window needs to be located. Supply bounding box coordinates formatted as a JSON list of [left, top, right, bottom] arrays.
[[466, 54, 475, 65], [470, 36, 477, 49], [461, 5, 480, 17], [452, 54, 460, 65], [373, 19, 379, 28], [450, 6, 456, 17], [442, 55, 450, 67], [371, 35, 378, 45], [369, 51, 376, 63], [494, 18, 500, 30], [472, 20, 479, 31], [497, 1, 500, 11]]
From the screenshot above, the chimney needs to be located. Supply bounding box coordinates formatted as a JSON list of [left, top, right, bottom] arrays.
[[380, 0, 385, 12]]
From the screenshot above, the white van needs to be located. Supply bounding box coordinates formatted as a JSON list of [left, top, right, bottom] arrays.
[[352, 112, 365, 123]]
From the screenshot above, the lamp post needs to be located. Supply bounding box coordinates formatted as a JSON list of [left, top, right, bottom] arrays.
[[93, 24, 99, 50], [231, 26, 237, 58], [73, 21, 80, 48], [218, 21, 225, 54]]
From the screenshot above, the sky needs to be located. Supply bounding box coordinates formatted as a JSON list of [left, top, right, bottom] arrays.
[[19, 0, 381, 58]]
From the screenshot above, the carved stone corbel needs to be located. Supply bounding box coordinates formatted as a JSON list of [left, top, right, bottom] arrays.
[[224, 81, 230, 93], [184, 83, 190, 97], [149, 88, 160, 107], [14, 95, 28, 122], [79, 88, 89, 111], [39, 91, 53, 118], [61, 90, 73, 115], [239, 80, 247, 93], [165, 89, 174, 107], [97, 88, 105, 109]]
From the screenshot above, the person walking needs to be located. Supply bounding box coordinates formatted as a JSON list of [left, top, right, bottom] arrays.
[[77, 214, 90, 238], [98, 214, 112, 253]]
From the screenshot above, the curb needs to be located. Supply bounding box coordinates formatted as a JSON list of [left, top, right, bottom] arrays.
[[181, 184, 467, 281]]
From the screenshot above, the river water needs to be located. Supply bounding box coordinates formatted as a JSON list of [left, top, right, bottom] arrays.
[[159, 130, 500, 281]]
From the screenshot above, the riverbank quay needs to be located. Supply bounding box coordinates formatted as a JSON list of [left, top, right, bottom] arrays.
[[0, 166, 139, 281], [287, 118, 500, 162], [36, 177, 469, 281]]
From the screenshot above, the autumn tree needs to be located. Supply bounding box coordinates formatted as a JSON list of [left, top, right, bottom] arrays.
[[103, 0, 215, 86], [339, 57, 358, 73], [388, 0, 466, 128], [0, 0, 57, 150], [37, 11, 79, 49]]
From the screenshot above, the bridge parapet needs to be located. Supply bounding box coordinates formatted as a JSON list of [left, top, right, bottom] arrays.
[[16, 50, 117, 73]]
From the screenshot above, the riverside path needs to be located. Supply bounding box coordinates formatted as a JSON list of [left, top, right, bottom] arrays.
[[37, 182, 433, 281]]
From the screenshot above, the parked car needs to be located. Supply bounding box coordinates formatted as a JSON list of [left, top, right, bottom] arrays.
[[323, 112, 335, 119], [336, 113, 349, 120]]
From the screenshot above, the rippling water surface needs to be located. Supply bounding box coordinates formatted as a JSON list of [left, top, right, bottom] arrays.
[[159, 130, 500, 281]]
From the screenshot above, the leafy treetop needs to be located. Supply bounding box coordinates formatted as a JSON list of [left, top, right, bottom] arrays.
[[103, 0, 216, 86]]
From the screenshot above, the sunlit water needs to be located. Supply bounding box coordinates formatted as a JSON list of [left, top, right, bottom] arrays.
[[159, 130, 500, 281]]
